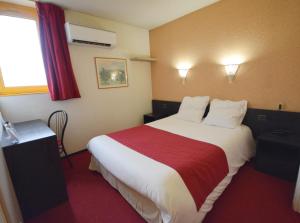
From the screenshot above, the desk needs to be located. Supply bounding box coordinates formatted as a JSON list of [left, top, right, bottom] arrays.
[[1, 120, 68, 220]]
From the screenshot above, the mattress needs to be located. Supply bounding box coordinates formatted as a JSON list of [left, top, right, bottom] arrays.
[[88, 115, 255, 223]]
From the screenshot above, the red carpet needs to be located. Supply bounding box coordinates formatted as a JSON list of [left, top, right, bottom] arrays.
[[27, 151, 300, 223]]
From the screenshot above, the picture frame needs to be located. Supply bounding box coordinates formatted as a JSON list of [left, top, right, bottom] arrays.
[[94, 57, 128, 89]]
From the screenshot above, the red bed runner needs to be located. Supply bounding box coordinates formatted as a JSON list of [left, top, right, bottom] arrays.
[[108, 125, 229, 211]]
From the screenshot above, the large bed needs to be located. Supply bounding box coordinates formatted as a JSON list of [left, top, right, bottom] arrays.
[[88, 114, 255, 223]]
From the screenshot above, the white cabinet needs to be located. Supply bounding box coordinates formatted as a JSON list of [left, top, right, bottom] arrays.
[[293, 166, 300, 213]]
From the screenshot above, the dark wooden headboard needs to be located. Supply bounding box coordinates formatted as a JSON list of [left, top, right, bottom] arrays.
[[152, 100, 300, 138]]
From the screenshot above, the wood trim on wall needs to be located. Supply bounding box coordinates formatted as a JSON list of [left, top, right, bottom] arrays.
[[0, 2, 48, 96], [0, 199, 8, 223], [0, 2, 37, 19]]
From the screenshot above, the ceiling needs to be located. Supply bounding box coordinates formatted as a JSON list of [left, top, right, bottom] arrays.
[[7, 0, 219, 29]]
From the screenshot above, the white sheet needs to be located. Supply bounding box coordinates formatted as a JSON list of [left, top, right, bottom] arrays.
[[87, 115, 255, 223]]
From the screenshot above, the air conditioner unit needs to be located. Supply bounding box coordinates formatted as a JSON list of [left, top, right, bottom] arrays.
[[65, 23, 116, 48]]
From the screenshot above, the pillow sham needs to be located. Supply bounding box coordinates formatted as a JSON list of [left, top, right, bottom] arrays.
[[176, 96, 210, 123], [203, 99, 248, 128]]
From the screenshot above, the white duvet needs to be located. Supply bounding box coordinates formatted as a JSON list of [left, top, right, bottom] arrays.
[[87, 115, 255, 223]]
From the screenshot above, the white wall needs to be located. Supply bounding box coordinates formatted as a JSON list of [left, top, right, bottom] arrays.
[[0, 10, 153, 154]]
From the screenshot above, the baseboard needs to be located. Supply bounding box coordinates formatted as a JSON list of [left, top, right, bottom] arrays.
[[63, 148, 88, 158]]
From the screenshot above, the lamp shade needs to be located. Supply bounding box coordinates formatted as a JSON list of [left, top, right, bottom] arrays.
[[224, 64, 239, 76], [178, 69, 189, 78]]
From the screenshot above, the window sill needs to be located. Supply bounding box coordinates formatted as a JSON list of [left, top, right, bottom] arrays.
[[0, 86, 49, 96]]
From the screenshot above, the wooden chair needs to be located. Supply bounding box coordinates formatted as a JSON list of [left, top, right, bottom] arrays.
[[48, 110, 72, 167]]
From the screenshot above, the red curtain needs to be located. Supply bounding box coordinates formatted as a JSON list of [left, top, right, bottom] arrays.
[[36, 2, 80, 101]]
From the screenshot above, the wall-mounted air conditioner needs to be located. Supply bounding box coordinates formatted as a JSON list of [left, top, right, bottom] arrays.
[[65, 23, 116, 48]]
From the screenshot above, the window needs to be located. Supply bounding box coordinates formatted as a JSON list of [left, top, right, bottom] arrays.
[[0, 13, 48, 96]]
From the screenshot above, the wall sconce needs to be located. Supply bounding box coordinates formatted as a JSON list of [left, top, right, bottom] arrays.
[[178, 68, 189, 84], [224, 64, 239, 82]]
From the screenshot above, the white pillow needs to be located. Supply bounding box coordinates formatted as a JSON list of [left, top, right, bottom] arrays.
[[203, 99, 248, 128], [176, 96, 210, 123]]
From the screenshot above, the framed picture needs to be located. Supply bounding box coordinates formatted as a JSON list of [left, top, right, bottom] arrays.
[[94, 57, 128, 89]]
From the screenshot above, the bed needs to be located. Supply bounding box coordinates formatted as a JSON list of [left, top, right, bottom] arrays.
[[88, 115, 255, 223]]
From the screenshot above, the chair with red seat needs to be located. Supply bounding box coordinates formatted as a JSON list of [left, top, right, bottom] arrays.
[[48, 110, 72, 167]]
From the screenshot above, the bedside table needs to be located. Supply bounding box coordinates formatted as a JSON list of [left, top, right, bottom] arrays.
[[255, 132, 300, 181], [144, 113, 167, 124]]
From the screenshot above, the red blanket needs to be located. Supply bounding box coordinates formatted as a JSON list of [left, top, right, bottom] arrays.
[[108, 125, 229, 211]]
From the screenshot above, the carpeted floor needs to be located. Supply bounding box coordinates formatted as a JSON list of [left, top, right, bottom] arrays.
[[27, 151, 300, 223]]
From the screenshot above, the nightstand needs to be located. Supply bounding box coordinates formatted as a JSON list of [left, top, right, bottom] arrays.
[[255, 132, 300, 181], [143, 113, 167, 124]]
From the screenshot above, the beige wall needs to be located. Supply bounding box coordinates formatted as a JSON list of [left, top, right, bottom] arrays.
[[150, 0, 300, 112], [0, 146, 23, 223], [0, 10, 152, 154]]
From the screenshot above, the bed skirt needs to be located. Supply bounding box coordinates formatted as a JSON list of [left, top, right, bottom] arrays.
[[89, 155, 162, 223], [89, 155, 237, 223]]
